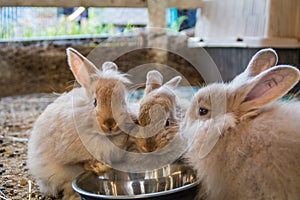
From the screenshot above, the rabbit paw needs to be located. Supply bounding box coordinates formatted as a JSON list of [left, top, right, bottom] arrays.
[[84, 160, 110, 175]]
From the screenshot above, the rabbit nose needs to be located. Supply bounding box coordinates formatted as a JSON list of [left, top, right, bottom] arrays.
[[103, 118, 117, 132]]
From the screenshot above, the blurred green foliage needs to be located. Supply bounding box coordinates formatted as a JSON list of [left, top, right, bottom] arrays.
[[0, 8, 186, 39]]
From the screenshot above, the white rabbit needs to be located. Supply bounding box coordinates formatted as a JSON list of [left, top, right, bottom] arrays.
[[27, 48, 133, 199], [182, 52, 300, 199], [135, 70, 185, 153]]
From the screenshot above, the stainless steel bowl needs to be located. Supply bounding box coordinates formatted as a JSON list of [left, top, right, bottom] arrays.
[[72, 162, 199, 200]]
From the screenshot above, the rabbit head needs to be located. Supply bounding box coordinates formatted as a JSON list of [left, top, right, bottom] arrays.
[[66, 48, 130, 134], [183, 65, 300, 159], [182, 48, 279, 146], [135, 70, 183, 153]]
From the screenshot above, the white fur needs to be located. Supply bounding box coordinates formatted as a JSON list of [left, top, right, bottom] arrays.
[[183, 100, 300, 200], [94, 69, 131, 85], [27, 88, 92, 199], [182, 60, 300, 199], [27, 49, 131, 199]]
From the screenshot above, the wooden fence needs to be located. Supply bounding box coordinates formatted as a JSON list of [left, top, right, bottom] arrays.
[[0, 0, 202, 28]]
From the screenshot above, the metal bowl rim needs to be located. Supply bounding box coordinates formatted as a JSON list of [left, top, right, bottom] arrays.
[[72, 172, 199, 199]]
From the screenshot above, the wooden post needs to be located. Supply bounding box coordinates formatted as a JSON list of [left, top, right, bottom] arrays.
[[297, 1, 300, 39], [267, 0, 300, 39], [147, 0, 168, 64]]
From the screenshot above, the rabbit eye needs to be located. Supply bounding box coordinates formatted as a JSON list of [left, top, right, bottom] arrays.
[[93, 98, 97, 107], [165, 118, 170, 127], [199, 107, 208, 116]]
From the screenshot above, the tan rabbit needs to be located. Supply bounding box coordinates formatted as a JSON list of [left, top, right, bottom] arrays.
[[27, 48, 133, 199], [135, 70, 185, 153], [182, 51, 300, 199]]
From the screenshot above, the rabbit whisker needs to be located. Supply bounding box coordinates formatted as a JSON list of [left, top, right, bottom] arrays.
[[217, 126, 223, 138]]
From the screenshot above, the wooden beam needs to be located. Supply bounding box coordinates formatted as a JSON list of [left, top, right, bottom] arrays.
[[0, 0, 147, 8], [168, 0, 202, 9], [0, 0, 201, 8], [147, 0, 167, 28], [296, 0, 300, 39], [147, 0, 168, 63]]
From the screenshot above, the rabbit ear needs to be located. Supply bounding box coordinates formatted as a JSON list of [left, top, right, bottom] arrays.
[[230, 49, 278, 90], [240, 66, 300, 111], [66, 47, 98, 88], [102, 61, 118, 71], [144, 70, 163, 95], [245, 48, 278, 77], [164, 76, 182, 90]]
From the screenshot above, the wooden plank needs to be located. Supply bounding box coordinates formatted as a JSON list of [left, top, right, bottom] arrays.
[[297, 1, 300, 39], [147, 0, 168, 63], [0, 0, 147, 8], [267, 0, 298, 38], [0, 0, 202, 8], [147, 0, 167, 28], [168, 0, 202, 9]]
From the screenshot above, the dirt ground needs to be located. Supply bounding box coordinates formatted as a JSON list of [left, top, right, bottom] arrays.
[[0, 93, 57, 200], [0, 36, 204, 98]]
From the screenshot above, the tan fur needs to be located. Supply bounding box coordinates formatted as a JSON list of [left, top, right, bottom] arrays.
[[136, 94, 178, 152], [95, 79, 127, 133], [138, 95, 172, 126], [135, 71, 184, 153]]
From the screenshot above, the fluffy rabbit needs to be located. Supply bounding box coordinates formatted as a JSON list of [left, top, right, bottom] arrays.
[[182, 50, 300, 199], [135, 70, 185, 153], [27, 48, 133, 199]]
